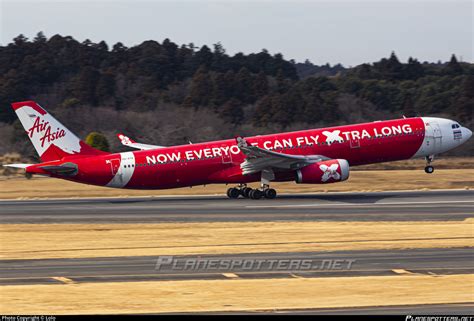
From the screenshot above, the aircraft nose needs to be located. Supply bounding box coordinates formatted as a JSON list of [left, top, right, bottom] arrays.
[[465, 127, 473, 141]]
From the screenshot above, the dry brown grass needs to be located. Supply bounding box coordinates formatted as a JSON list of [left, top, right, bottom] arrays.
[[1, 274, 472, 314], [0, 153, 23, 176], [0, 169, 472, 200], [1, 220, 472, 260], [354, 157, 474, 170]]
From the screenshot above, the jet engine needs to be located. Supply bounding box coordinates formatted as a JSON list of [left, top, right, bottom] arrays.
[[295, 159, 349, 184]]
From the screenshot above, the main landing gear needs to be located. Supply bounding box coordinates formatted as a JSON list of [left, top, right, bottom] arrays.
[[424, 155, 435, 174], [227, 170, 278, 200], [226, 184, 277, 200]]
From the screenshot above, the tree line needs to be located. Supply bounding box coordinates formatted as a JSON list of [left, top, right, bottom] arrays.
[[0, 33, 472, 157]]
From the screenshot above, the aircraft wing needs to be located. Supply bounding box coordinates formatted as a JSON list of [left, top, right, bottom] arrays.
[[117, 133, 164, 150], [236, 137, 330, 175]]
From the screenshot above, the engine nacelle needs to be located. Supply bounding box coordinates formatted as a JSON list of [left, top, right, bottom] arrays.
[[295, 159, 350, 184]]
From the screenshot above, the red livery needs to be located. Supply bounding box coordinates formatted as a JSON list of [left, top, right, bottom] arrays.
[[5, 101, 472, 199]]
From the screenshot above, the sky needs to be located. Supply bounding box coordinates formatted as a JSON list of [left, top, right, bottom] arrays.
[[0, 0, 472, 66]]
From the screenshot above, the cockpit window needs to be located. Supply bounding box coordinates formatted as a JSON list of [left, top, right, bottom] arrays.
[[452, 124, 460, 129]]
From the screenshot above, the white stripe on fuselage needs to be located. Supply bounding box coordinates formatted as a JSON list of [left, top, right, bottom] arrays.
[[106, 152, 135, 188]]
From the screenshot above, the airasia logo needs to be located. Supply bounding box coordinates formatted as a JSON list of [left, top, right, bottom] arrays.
[[320, 163, 340, 182], [27, 117, 66, 147]]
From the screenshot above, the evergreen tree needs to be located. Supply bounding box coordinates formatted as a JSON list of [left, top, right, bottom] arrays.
[[276, 69, 289, 93], [253, 95, 273, 126], [13, 34, 28, 45], [70, 66, 100, 105], [184, 66, 213, 107], [402, 94, 416, 117], [405, 57, 424, 80], [234, 67, 254, 103], [383, 51, 403, 80], [253, 71, 269, 98], [33, 31, 47, 44], [219, 98, 244, 124], [112, 42, 127, 53], [445, 54, 463, 74], [454, 75, 474, 122], [194, 45, 213, 68]]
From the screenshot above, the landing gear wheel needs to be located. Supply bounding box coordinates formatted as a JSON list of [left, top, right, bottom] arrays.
[[227, 187, 240, 199], [264, 188, 277, 199], [424, 166, 434, 174], [249, 189, 263, 200], [242, 187, 253, 198]]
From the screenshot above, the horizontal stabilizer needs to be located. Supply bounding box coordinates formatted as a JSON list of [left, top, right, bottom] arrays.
[[2, 163, 33, 169]]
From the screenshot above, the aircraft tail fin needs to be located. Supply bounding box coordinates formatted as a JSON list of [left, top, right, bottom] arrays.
[[11, 101, 108, 162]]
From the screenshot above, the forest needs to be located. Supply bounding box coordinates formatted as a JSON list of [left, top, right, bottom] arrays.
[[0, 32, 472, 159]]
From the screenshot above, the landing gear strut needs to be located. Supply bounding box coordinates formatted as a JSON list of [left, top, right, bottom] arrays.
[[226, 169, 278, 199], [424, 155, 435, 174]]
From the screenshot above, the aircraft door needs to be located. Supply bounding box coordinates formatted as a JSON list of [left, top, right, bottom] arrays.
[[432, 122, 443, 153], [108, 158, 121, 175], [425, 121, 443, 154], [350, 136, 360, 149], [221, 144, 232, 164]]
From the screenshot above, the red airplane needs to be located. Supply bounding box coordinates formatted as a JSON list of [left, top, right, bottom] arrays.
[[4, 101, 472, 199]]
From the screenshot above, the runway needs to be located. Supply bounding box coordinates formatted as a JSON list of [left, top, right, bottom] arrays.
[[0, 247, 472, 285], [1, 189, 472, 314], [0, 189, 473, 223]]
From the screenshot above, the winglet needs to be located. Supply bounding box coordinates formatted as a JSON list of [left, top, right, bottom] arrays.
[[116, 133, 164, 150], [117, 133, 136, 146]]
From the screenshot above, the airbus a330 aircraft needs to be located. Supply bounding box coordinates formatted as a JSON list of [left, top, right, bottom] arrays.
[[5, 101, 472, 199]]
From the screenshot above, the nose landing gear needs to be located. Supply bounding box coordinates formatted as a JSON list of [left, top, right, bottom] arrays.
[[424, 155, 435, 174]]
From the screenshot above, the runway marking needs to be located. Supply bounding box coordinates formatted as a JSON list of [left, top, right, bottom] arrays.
[[222, 273, 239, 279], [51, 276, 75, 284], [246, 200, 474, 208], [391, 269, 414, 275], [290, 273, 304, 279]]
